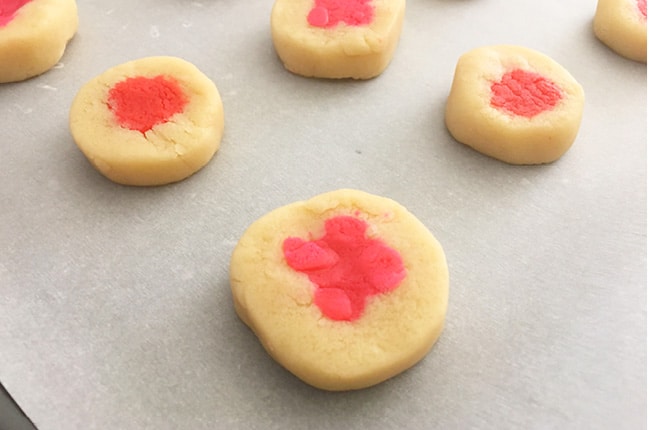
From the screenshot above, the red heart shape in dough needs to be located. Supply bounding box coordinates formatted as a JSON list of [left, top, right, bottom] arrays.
[[490, 69, 562, 118], [283, 216, 406, 322], [107, 75, 188, 134], [0, 0, 32, 27], [307, 0, 374, 28], [638, 0, 647, 19]]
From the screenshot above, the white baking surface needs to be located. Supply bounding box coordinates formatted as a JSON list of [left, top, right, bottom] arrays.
[[0, 0, 646, 429]]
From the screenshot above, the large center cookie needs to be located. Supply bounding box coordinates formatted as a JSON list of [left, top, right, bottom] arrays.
[[230, 189, 449, 391]]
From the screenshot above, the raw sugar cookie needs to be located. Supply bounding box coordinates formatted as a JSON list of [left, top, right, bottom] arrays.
[[445, 45, 585, 165], [230, 189, 449, 391], [0, 0, 78, 83], [69, 56, 224, 186], [594, 0, 647, 62], [271, 0, 406, 79]]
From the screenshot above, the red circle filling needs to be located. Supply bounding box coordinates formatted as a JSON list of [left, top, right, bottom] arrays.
[[283, 215, 406, 322], [490, 69, 563, 118], [0, 0, 32, 27], [107, 75, 188, 134], [307, 0, 374, 28], [638, 0, 647, 19]]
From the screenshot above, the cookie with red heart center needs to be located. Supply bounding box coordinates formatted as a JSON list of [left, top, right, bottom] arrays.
[[594, 0, 647, 63], [69, 57, 224, 186], [445, 45, 585, 165], [230, 189, 449, 391], [0, 0, 78, 83], [271, 0, 405, 79]]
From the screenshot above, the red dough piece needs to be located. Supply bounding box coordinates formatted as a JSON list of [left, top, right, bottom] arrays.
[[490, 69, 563, 118], [283, 215, 406, 322], [0, 0, 31, 27], [307, 0, 374, 28], [107, 75, 188, 134], [639, 0, 647, 19]]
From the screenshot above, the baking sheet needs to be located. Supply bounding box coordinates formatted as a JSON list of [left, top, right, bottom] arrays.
[[0, 0, 646, 429]]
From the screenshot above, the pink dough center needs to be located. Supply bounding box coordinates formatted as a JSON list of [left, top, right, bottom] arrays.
[[283, 215, 406, 322], [107, 75, 188, 134], [307, 0, 374, 28], [638, 0, 647, 19], [0, 0, 32, 27], [490, 69, 563, 118]]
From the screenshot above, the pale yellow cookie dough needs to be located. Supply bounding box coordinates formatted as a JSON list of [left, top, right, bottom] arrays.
[[594, 0, 647, 63], [0, 0, 78, 83], [445, 45, 585, 165], [271, 0, 405, 79], [69, 56, 224, 186], [230, 189, 449, 391]]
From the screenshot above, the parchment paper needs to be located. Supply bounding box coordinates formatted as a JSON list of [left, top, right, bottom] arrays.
[[0, 0, 646, 429]]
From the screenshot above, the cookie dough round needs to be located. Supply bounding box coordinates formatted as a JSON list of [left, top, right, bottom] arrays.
[[0, 0, 78, 83], [271, 0, 405, 79], [594, 0, 647, 63], [445, 45, 585, 165], [69, 56, 224, 186], [230, 189, 449, 391]]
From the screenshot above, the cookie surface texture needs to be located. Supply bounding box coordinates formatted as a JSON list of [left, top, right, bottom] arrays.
[[445, 45, 585, 165], [271, 0, 406, 79], [594, 0, 647, 62], [230, 189, 449, 391], [69, 56, 224, 186], [0, 0, 78, 83]]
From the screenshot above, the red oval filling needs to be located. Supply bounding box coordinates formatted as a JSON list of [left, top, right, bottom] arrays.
[[283, 215, 406, 322], [307, 0, 374, 28], [490, 69, 563, 118], [107, 75, 188, 134], [0, 0, 32, 27], [638, 0, 647, 19]]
